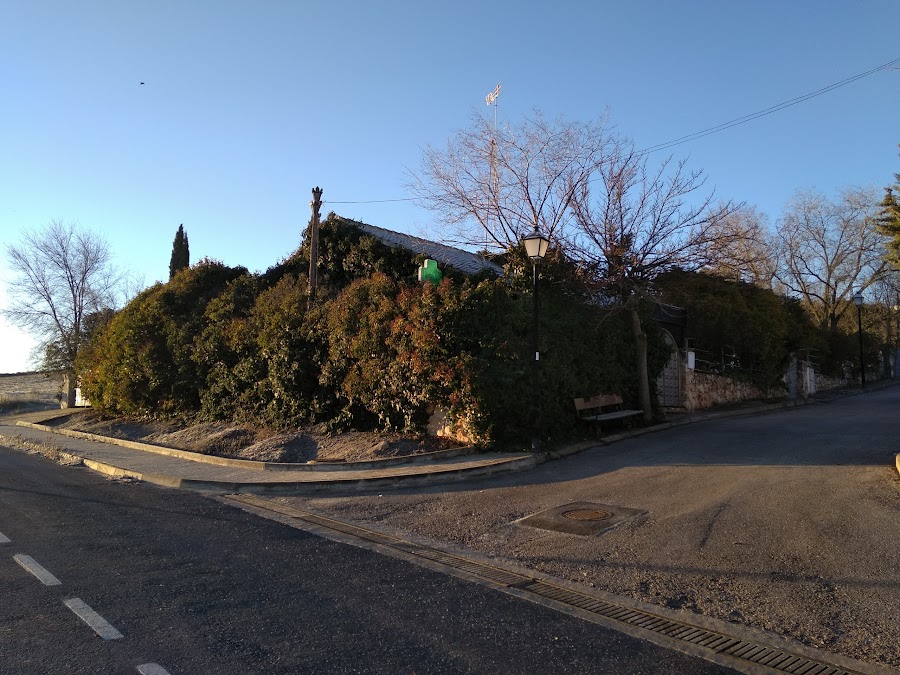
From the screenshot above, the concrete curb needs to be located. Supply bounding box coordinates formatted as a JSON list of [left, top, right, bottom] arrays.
[[59, 454, 538, 495], [14, 421, 475, 471], [1, 429, 537, 495], [168, 455, 539, 495]]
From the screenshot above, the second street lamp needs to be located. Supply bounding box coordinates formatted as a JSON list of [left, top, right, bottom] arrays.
[[522, 227, 550, 452], [853, 290, 866, 389]]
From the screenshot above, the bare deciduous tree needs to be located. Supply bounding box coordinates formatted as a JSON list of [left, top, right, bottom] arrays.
[[567, 146, 738, 420], [411, 111, 613, 249], [413, 112, 756, 422], [774, 187, 887, 331], [697, 205, 776, 288], [3, 220, 124, 406]]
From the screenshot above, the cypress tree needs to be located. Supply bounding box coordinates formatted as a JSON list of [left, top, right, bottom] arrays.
[[169, 224, 190, 279], [878, 182, 900, 271]]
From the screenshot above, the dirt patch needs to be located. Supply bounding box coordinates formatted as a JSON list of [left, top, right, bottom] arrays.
[[45, 410, 462, 463]]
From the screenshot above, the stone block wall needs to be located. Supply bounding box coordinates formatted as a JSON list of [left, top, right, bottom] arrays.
[[682, 368, 769, 411], [814, 372, 848, 392]]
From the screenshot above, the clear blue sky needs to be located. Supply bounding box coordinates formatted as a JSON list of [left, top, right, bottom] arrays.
[[2, 0, 899, 373]]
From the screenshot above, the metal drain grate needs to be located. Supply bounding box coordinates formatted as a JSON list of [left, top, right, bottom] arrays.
[[516, 580, 854, 674], [226, 495, 860, 675]]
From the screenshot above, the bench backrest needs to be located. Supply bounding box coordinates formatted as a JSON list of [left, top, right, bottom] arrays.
[[574, 394, 623, 411]]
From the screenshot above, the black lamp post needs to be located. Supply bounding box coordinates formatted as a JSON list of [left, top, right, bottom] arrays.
[[853, 290, 865, 388], [522, 227, 550, 452]]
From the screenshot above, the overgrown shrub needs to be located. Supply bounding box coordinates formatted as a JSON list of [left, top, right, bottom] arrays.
[[655, 270, 815, 390], [81, 260, 246, 415], [81, 220, 670, 448]]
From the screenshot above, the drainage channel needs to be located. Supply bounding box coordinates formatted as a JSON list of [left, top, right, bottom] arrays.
[[225, 494, 864, 675]]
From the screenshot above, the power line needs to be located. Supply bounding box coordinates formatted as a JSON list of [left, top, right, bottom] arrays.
[[324, 56, 900, 205], [640, 55, 900, 155], [326, 197, 415, 204]]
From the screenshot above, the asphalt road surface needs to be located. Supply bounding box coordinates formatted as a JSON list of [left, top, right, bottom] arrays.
[[283, 385, 900, 670], [0, 444, 733, 674]]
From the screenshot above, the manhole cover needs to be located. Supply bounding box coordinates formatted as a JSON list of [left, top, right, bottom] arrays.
[[562, 509, 612, 521], [516, 502, 647, 536]]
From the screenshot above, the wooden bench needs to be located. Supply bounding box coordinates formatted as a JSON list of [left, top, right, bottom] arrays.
[[574, 394, 643, 429]]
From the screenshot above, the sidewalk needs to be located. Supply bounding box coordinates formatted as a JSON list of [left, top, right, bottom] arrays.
[[0, 413, 536, 494], [3, 378, 898, 494]]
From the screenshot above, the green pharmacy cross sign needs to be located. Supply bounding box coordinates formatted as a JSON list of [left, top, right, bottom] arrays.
[[418, 259, 443, 285]]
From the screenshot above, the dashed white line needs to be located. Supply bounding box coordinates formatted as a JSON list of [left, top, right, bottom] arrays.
[[0, 531, 10, 543], [136, 664, 171, 675], [13, 553, 62, 586], [63, 598, 124, 640]]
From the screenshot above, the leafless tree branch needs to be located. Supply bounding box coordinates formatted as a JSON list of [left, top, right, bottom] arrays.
[[773, 188, 888, 330], [409, 110, 614, 251], [3, 221, 130, 403]]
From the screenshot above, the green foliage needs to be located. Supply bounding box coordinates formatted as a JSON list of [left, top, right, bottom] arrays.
[[818, 313, 882, 380], [655, 269, 816, 389], [435, 277, 529, 445], [655, 270, 891, 383], [530, 285, 649, 442], [168, 224, 190, 280], [81, 260, 246, 415], [82, 217, 669, 448], [246, 275, 324, 425], [878, 184, 900, 270], [265, 214, 424, 291], [320, 274, 448, 431]]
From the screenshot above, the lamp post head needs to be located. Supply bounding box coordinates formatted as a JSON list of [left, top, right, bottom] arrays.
[[853, 290, 864, 307], [522, 228, 550, 260]]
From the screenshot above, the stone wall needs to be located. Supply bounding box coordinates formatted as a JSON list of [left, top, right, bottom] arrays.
[[814, 372, 848, 392], [682, 369, 770, 411]]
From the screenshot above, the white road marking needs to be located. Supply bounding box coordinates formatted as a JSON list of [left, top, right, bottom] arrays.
[[13, 554, 62, 586], [0, 531, 10, 543], [63, 598, 124, 640], [136, 664, 171, 675]]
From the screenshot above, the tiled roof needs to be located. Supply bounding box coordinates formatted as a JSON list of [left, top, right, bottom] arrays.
[[339, 217, 504, 277]]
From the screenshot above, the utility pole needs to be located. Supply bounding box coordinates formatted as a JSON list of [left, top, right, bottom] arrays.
[[485, 82, 501, 251], [308, 186, 323, 309]]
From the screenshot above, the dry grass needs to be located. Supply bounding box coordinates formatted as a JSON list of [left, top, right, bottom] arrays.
[[0, 372, 64, 413]]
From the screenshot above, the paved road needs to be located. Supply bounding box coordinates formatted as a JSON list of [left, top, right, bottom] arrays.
[[279, 386, 900, 671], [0, 444, 733, 674]]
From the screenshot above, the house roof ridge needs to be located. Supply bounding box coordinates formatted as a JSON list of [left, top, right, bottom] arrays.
[[336, 216, 504, 277]]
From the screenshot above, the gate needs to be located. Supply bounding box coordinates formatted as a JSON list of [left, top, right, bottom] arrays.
[[657, 330, 682, 407]]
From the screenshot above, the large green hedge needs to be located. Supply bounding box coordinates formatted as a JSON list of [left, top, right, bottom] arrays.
[[80, 260, 247, 415], [80, 220, 668, 448], [655, 269, 819, 388]]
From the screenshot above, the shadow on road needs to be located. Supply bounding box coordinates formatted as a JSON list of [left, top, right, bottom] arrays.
[[381, 386, 900, 498]]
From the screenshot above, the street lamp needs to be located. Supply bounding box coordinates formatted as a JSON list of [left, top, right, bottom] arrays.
[[522, 227, 550, 452], [853, 290, 865, 388]]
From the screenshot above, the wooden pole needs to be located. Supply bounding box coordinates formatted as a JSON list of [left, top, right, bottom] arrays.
[[308, 187, 323, 309]]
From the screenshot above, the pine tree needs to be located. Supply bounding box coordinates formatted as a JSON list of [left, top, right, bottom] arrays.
[[168, 224, 190, 279], [878, 180, 900, 270]]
